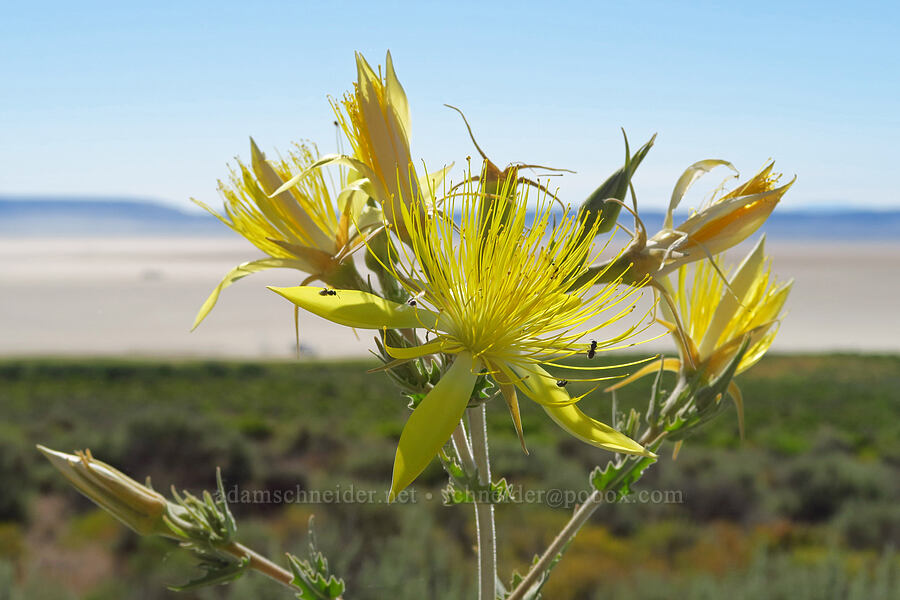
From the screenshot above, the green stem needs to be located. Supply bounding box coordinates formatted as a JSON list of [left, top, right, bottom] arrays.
[[452, 421, 477, 474], [505, 454, 651, 600], [221, 541, 296, 590], [468, 405, 496, 600]]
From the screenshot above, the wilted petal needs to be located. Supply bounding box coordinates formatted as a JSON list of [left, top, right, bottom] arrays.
[[665, 159, 737, 229]]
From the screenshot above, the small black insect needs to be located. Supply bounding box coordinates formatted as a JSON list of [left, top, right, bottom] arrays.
[[319, 288, 337, 296], [556, 379, 568, 387], [587, 340, 598, 359], [407, 298, 417, 307]]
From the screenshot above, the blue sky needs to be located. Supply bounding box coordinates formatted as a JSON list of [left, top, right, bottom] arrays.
[[1, 1, 898, 211]]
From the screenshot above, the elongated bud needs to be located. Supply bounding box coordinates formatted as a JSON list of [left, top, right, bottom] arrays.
[[579, 132, 656, 235], [38, 445, 175, 538]]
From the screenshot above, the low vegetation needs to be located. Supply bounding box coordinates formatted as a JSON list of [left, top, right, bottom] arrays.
[[1, 354, 898, 598]]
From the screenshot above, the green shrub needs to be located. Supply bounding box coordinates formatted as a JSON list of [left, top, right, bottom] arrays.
[[107, 411, 254, 492], [772, 453, 897, 523], [835, 501, 900, 550]]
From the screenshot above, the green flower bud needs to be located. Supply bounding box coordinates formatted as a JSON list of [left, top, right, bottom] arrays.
[[38, 445, 176, 538], [579, 132, 656, 235]]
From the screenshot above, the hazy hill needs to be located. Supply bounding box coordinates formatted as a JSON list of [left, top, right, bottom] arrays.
[[0, 197, 224, 236], [1, 196, 899, 240]]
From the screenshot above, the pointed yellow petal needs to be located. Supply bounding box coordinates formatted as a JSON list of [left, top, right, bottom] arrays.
[[384, 50, 411, 138], [678, 179, 793, 254], [493, 370, 527, 454], [542, 403, 653, 456], [513, 364, 580, 407], [389, 353, 478, 500], [268, 286, 439, 330], [249, 138, 334, 251], [384, 338, 446, 360], [418, 163, 453, 203], [511, 364, 651, 455], [698, 235, 766, 357], [192, 258, 316, 331]]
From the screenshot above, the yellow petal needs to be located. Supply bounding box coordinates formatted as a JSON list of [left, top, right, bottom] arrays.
[[665, 159, 737, 229], [384, 338, 447, 360], [542, 403, 653, 456], [268, 286, 439, 330], [697, 235, 766, 357], [510, 364, 650, 455], [271, 154, 379, 200], [384, 50, 411, 138], [513, 364, 580, 407], [389, 353, 478, 500], [192, 258, 316, 331], [679, 179, 793, 254], [249, 138, 334, 252], [418, 163, 453, 203], [494, 370, 527, 454]]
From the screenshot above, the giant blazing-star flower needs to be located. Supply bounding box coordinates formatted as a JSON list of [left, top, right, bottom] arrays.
[[269, 182, 655, 498], [192, 139, 378, 329], [274, 52, 449, 241], [609, 236, 792, 433], [599, 162, 795, 287], [645, 162, 795, 276]]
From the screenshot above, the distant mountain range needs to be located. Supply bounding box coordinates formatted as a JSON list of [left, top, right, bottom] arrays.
[[0, 197, 225, 236], [1, 196, 899, 240]]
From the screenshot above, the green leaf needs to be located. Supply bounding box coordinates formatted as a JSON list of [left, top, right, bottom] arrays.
[[503, 544, 571, 600], [287, 517, 346, 600], [590, 454, 657, 499], [168, 556, 249, 592]]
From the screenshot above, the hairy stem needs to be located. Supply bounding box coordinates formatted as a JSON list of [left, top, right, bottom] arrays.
[[507, 398, 675, 600], [506, 488, 602, 600], [452, 420, 478, 474], [469, 405, 496, 600]]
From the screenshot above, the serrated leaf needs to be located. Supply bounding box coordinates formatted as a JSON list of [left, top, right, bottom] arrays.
[[590, 455, 656, 499]]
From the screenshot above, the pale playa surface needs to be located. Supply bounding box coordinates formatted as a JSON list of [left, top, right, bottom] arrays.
[[1, 237, 898, 359]]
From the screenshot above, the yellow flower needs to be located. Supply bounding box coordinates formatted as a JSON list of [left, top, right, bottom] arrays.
[[273, 52, 449, 241], [650, 162, 794, 275], [598, 162, 794, 285], [333, 52, 415, 229], [191, 138, 377, 329], [269, 181, 655, 499], [608, 236, 792, 432]]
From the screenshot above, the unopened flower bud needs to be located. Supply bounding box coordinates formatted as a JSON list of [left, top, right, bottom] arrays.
[[38, 445, 176, 538]]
